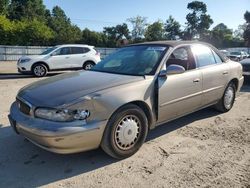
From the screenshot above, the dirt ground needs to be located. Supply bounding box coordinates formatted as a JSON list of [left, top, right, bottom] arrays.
[[0, 62, 250, 188]]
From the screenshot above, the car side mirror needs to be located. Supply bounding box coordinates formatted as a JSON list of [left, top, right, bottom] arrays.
[[165, 64, 185, 75], [50, 52, 57, 56]]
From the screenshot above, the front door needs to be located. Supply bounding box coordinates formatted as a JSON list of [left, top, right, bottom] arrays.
[[48, 47, 71, 69], [157, 46, 203, 124]]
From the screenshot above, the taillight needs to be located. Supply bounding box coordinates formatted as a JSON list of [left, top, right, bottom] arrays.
[[95, 52, 100, 56]]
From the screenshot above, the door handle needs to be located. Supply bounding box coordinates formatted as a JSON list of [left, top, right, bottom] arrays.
[[65, 56, 70, 59], [222, 71, 228, 75], [193, 78, 200, 83]]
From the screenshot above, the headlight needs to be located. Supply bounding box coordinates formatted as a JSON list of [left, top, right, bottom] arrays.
[[20, 58, 31, 63], [35, 108, 90, 122]]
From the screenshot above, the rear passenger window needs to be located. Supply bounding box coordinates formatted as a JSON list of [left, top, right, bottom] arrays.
[[212, 51, 223, 64], [192, 45, 216, 67], [71, 47, 84, 54]]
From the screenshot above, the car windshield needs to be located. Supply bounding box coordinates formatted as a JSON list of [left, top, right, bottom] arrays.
[[90, 45, 168, 76], [40, 47, 57, 55], [231, 52, 240, 55]]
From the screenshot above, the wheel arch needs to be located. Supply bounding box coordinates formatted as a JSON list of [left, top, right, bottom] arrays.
[[31, 61, 50, 71], [108, 100, 154, 130], [229, 78, 239, 91], [83, 60, 96, 67]]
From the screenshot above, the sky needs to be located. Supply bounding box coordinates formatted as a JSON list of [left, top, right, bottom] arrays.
[[43, 0, 250, 32]]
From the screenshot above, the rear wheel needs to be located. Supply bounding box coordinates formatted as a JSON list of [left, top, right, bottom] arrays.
[[214, 82, 236, 112], [83, 61, 95, 70], [101, 104, 148, 159], [32, 64, 47, 77]]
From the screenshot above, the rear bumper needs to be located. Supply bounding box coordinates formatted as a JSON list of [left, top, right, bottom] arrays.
[[9, 102, 107, 154]]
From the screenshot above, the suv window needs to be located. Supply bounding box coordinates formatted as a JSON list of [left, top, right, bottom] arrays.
[[71, 47, 90, 54], [54, 47, 71, 56], [212, 50, 223, 64], [166, 46, 196, 70], [192, 45, 216, 67]]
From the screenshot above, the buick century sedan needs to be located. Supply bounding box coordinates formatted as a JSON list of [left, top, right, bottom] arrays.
[[9, 41, 244, 159]]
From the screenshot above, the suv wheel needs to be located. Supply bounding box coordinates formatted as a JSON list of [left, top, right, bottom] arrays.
[[32, 64, 47, 77], [83, 61, 95, 70]]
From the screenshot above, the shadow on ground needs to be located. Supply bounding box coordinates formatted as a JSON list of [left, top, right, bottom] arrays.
[[0, 72, 63, 80], [0, 106, 221, 187]]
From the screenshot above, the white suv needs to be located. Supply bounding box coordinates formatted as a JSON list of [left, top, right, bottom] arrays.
[[17, 44, 101, 77]]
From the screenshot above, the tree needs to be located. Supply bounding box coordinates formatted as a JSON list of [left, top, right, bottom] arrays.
[[127, 16, 148, 41], [243, 11, 250, 47], [103, 23, 130, 47], [0, 0, 9, 15], [234, 24, 246, 40], [165, 16, 182, 40], [81, 28, 107, 47], [8, 0, 46, 21], [0, 15, 54, 45], [47, 6, 81, 44], [144, 21, 165, 41], [184, 1, 213, 39]]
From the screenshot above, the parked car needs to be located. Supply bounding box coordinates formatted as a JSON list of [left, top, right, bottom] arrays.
[[219, 50, 230, 57], [9, 41, 244, 159], [229, 51, 245, 61], [242, 51, 249, 59], [240, 58, 250, 76], [17, 44, 101, 77]]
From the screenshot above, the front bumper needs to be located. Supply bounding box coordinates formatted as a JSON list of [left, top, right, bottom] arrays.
[[9, 102, 107, 154]]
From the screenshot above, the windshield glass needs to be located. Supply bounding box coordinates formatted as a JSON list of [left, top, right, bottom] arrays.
[[40, 47, 57, 55], [90, 45, 168, 76], [231, 52, 240, 55]]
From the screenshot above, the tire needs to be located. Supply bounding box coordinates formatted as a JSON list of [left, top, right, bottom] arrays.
[[83, 61, 95, 70], [32, 64, 47, 77], [101, 104, 148, 159], [214, 82, 236, 112]]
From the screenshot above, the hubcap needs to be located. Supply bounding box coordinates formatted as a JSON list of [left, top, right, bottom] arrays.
[[85, 64, 93, 70], [114, 115, 141, 150], [224, 86, 234, 109], [34, 66, 45, 76]]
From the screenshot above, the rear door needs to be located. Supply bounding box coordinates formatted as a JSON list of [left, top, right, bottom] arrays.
[[191, 45, 230, 106], [157, 46, 203, 124], [70, 47, 90, 68]]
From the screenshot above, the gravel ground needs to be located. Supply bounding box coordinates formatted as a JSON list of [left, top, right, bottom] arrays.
[[0, 61, 250, 188]]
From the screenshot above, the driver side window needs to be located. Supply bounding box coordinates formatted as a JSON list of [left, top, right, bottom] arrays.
[[166, 46, 196, 71]]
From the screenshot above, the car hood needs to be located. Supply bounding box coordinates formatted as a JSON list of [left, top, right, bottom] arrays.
[[20, 55, 47, 61], [18, 71, 144, 107]]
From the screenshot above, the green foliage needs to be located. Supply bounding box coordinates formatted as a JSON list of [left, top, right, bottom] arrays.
[[165, 16, 182, 40], [8, 0, 46, 21], [81, 28, 107, 47], [0, 0, 9, 15], [47, 6, 81, 44], [103, 23, 130, 47], [0, 15, 54, 45], [145, 21, 165, 41], [243, 11, 250, 47], [0, 0, 248, 48], [185, 1, 213, 39], [127, 16, 148, 40]]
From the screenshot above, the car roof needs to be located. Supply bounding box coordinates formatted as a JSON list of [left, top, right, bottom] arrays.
[[129, 40, 212, 47], [128, 40, 229, 62], [56, 44, 94, 48]]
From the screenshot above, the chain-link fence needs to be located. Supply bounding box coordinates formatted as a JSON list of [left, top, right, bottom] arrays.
[[0, 45, 117, 61]]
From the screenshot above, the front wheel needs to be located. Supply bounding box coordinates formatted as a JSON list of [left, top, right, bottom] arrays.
[[101, 104, 148, 159], [32, 64, 47, 77], [214, 82, 236, 112]]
